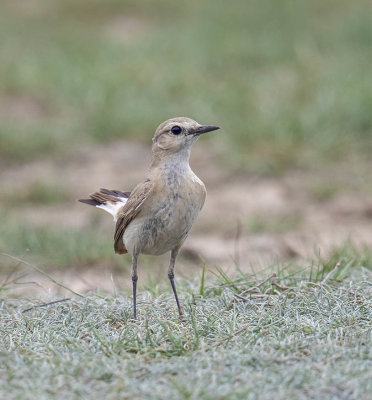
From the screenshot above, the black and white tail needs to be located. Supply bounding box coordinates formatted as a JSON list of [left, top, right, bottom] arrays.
[[79, 188, 131, 222]]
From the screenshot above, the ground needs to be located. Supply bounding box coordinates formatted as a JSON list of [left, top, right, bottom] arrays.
[[1, 257, 371, 399], [1, 139, 371, 294]]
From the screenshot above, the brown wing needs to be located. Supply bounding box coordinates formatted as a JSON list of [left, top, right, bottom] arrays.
[[114, 179, 153, 254]]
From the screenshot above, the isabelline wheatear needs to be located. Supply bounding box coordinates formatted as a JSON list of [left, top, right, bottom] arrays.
[[79, 117, 220, 318]]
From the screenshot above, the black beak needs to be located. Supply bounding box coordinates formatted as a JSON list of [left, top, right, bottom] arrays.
[[192, 125, 220, 136]]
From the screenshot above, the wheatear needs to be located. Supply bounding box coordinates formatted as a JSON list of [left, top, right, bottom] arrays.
[[79, 117, 220, 318]]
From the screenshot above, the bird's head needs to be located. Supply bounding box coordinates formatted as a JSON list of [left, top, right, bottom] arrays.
[[152, 117, 220, 157]]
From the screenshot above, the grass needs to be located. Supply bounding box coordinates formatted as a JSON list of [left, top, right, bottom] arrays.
[[246, 214, 302, 234], [0, 0, 370, 172], [1, 249, 371, 399], [3, 180, 71, 205], [0, 218, 128, 270]]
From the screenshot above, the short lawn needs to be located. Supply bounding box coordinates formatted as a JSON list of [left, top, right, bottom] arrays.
[[1, 250, 371, 399]]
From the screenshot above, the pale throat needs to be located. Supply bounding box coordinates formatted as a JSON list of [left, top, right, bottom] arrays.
[[151, 145, 192, 172]]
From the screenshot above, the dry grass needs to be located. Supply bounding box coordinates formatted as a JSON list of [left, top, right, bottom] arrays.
[[1, 251, 371, 399]]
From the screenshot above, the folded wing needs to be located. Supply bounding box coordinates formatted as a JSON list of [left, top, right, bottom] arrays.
[[114, 179, 153, 254]]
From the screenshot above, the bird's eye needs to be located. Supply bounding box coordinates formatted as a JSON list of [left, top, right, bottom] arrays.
[[171, 126, 182, 135]]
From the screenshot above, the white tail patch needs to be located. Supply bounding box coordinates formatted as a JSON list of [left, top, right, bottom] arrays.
[[96, 198, 128, 222]]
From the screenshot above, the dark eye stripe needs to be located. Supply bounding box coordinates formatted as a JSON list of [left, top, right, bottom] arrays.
[[171, 126, 182, 135]]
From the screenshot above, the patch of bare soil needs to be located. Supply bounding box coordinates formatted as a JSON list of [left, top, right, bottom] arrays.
[[104, 15, 148, 44], [0, 93, 51, 122], [1, 139, 371, 294]]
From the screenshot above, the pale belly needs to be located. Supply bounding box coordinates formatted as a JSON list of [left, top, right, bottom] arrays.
[[123, 190, 204, 256]]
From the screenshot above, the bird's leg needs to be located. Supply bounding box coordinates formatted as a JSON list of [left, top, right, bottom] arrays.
[[168, 248, 183, 316], [131, 254, 138, 319]]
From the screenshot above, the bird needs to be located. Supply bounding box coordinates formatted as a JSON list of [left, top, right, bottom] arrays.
[[79, 117, 220, 319]]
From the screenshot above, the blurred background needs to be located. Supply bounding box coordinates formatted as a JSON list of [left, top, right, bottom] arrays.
[[0, 0, 371, 294]]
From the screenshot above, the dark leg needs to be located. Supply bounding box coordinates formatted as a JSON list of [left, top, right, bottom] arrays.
[[131, 254, 138, 319], [168, 248, 183, 316]]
